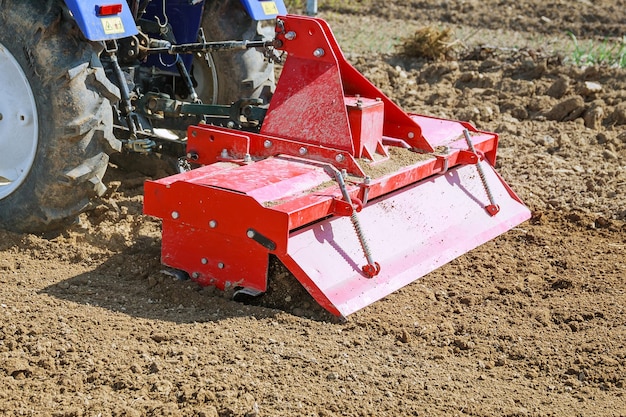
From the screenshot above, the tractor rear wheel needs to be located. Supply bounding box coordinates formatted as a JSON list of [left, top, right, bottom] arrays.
[[0, 0, 120, 233], [196, 0, 276, 104]]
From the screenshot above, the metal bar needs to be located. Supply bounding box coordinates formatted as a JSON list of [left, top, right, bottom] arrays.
[[306, 0, 318, 16], [463, 129, 500, 215], [148, 40, 272, 55]]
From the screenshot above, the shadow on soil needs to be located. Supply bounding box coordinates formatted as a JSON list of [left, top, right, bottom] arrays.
[[41, 236, 339, 324]]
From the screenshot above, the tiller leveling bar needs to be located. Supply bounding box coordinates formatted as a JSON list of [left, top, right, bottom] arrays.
[[144, 15, 531, 318]]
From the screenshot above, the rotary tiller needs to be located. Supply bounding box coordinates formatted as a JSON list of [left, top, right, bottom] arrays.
[[144, 15, 531, 319]]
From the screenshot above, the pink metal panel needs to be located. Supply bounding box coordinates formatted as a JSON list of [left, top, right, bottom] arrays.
[[279, 162, 531, 318]]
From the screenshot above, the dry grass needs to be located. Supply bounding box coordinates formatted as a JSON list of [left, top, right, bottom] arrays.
[[397, 26, 459, 60]]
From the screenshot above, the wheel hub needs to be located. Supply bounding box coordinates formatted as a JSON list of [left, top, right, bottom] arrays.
[[0, 43, 38, 200]]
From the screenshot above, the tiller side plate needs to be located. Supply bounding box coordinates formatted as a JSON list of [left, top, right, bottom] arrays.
[[144, 15, 531, 318]]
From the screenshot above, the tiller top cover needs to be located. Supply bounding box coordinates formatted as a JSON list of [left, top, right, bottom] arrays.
[[144, 15, 531, 318]]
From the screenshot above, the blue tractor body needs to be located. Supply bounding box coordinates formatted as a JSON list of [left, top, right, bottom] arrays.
[[64, 0, 286, 41], [63, 0, 139, 41], [64, 0, 286, 74]]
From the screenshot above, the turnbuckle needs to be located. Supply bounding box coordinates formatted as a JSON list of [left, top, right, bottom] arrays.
[[463, 129, 500, 216], [331, 168, 380, 278]]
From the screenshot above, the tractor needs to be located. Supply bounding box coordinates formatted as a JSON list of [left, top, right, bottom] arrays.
[[0, 1, 531, 318], [0, 0, 284, 232]]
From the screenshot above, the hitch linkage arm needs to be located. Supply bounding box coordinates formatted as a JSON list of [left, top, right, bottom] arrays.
[[145, 39, 276, 56], [137, 93, 267, 132]]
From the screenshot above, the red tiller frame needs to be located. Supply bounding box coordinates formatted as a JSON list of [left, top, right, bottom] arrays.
[[144, 15, 531, 318]]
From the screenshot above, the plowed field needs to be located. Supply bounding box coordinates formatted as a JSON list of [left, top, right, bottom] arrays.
[[1, 1, 625, 416]]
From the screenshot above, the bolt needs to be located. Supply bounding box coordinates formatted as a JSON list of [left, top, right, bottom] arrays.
[[217, 263, 225, 269], [264, 140, 273, 148], [313, 48, 325, 57], [171, 211, 179, 219], [201, 258, 208, 265], [209, 220, 217, 228], [299, 147, 308, 155], [186, 152, 199, 161], [227, 121, 235, 128], [355, 94, 363, 108], [247, 230, 255, 238], [192, 272, 200, 279], [408, 132, 415, 139], [285, 31, 297, 40], [335, 154, 345, 163], [191, 130, 197, 137]]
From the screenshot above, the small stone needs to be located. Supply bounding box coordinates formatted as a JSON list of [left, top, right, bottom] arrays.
[[578, 81, 603, 96], [150, 333, 170, 343], [607, 102, 626, 125], [546, 76, 569, 99], [545, 96, 585, 121], [397, 329, 411, 344], [602, 149, 618, 160], [583, 105, 604, 129], [147, 275, 158, 288], [3, 358, 31, 379], [594, 217, 611, 228], [454, 337, 475, 350], [149, 362, 161, 373], [196, 406, 219, 417], [459, 296, 474, 306], [537, 135, 556, 147], [0, 259, 15, 271]]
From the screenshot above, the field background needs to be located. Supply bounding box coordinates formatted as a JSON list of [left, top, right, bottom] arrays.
[[1, 1, 625, 416]]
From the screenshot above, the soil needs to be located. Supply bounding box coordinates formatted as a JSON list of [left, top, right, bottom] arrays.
[[1, 1, 626, 416]]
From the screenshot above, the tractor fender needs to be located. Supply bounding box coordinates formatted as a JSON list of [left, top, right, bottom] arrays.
[[64, 0, 138, 41]]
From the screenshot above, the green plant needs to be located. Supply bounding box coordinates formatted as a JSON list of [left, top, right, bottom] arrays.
[[567, 32, 626, 68]]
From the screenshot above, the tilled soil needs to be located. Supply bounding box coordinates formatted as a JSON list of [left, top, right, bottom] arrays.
[[1, 1, 625, 416]]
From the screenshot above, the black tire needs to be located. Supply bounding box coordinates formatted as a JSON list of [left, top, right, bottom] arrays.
[[197, 0, 276, 104], [0, 0, 120, 233]]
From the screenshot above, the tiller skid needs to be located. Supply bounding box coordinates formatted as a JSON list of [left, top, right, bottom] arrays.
[[144, 15, 531, 318]]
